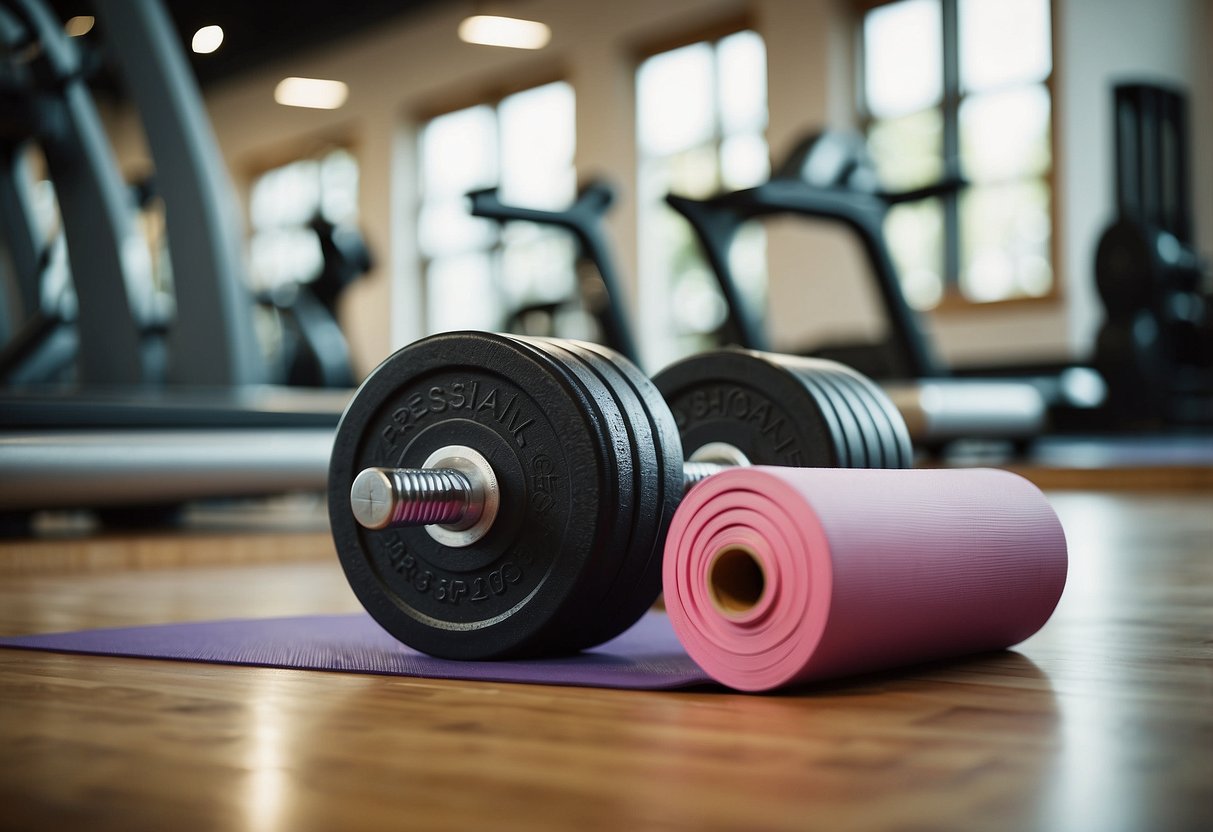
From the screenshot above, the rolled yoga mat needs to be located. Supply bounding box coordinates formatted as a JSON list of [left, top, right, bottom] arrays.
[[664, 466, 1067, 692]]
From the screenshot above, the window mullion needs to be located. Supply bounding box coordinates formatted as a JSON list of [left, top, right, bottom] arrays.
[[941, 0, 962, 293], [713, 42, 725, 190], [493, 105, 506, 321]]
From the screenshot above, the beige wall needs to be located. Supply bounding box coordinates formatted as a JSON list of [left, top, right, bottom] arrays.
[[104, 0, 1213, 376]]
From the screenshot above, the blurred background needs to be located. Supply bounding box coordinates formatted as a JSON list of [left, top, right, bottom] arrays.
[[2, 0, 1211, 408]]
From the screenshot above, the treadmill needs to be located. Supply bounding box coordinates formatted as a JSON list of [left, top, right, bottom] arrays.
[[665, 131, 1105, 447]]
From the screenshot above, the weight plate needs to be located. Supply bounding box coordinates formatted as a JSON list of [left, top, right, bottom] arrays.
[[783, 360, 872, 469], [819, 367, 884, 468], [551, 339, 670, 648], [1094, 316, 1171, 416], [788, 365, 865, 468], [573, 338, 683, 512], [828, 368, 897, 468], [785, 353, 913, 470], [1096, 221, 1158, 320], [509, 337, 640, 647], [573, 338, 685, 638], [328, 331, 615, 660], [840, 367, 913, 468], [538, 342, 651, 637], [653, 349, 849, 468], [502, 335, 638, 655]]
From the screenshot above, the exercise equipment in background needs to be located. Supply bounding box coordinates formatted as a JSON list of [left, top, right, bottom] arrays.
[[0, 0, 159, 384], [326, 331, 907, 660], [0, 113, 54, 368], [98, 0, 266, 386], [469, 182, 641, 366], [0, 384, 346, 513], [257, 213, 373, 388], [1093, 83, 1212, 427], [668, 131, 950, 379], [666, 131, 1108, 446], [1, 0, 364, 392], [465, 133, 1059, 447], [0, 0, 350, 527], [0, 428, 334, 513]]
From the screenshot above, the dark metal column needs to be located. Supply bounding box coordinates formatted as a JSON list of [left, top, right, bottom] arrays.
[[98, 0, 266, 385], [2, 0, 149, 384]]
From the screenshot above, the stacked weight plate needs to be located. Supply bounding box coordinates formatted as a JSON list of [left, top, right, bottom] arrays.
[[327, 331, 683, 660], [652, 349, 911, 469]]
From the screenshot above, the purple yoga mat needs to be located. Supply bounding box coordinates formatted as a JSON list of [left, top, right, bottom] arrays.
[[0, 611, 712, 690]]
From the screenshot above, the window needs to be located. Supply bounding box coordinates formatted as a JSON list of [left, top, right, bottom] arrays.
[[249, 147, 359, 292], [636, 29, 768, 366], [861, 0, 1053, 309], [416, 81, 576, 334]]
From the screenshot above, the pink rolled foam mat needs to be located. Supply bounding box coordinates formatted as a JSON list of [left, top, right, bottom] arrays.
[[664, 466, 1068, 692]]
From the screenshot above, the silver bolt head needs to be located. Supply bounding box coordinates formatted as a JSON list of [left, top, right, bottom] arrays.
[[350, 468, 395, 530]]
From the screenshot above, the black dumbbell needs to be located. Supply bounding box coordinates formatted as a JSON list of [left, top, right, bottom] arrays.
[[328, 332, 908, 661]]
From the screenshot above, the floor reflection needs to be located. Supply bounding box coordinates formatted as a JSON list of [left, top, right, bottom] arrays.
[[244, 680, 291, 832], [1029, 491, 1213, 832]]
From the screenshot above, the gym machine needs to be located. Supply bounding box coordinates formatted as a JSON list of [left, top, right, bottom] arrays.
[[0, 0, 346, 521], [468, 133, 1057, 447], [1093, 83, 1212, 427], [666, 130, 1109, 445], [669, 131, 947, 379], [468, 181, 641, 366], [257, 213, 373, 389], [0, 0, 157, 384]]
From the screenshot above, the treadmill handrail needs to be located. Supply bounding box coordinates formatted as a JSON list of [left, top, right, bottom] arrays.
[[666, 179, 944, 377], [468, 182, 641, 367]]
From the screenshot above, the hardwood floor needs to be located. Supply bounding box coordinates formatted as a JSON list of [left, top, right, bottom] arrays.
[[1, 489, 1210, 831]]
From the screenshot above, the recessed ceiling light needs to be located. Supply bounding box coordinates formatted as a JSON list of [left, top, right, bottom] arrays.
[[192, 25, 224, 55], [274, 77, 349, 110], [64, 15, 94, 37], [458, 15, 550, 50]]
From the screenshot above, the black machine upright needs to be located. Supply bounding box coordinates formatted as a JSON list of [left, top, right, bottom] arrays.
[[1093, 83, 1212, 426]]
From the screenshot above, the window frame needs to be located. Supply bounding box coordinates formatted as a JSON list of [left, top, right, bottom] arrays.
[[242, 134, 362, 291], [242, 132, 360, 213], [855, 0, 1061, 313]]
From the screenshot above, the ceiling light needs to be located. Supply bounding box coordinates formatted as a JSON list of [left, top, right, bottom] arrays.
[[64, 15, 94, 37], [458, 15, 550, 50], [274, 77, 349, 110], [191, 25, 224, 54]]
